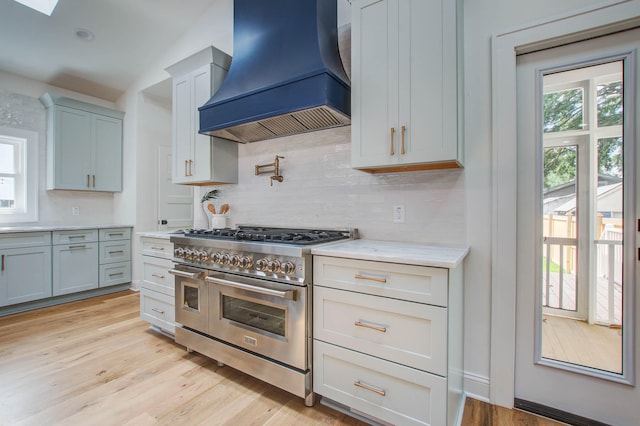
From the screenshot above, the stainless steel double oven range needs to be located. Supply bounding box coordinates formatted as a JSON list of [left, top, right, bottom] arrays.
[[169, 226, 356, 406]]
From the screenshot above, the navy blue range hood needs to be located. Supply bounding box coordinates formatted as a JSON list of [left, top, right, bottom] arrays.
[[198, 0, 351, 143]]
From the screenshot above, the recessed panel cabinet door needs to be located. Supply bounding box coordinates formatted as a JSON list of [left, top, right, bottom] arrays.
[[92, 114, 123, 191], [52, 243, 99, 296], [0, 246, 52, 306], [172, 75, 192, 184], [54, 106, 92, 190]]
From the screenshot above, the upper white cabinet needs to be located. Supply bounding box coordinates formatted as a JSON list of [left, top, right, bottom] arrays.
[[351, 0, 462, 172], [166, 46, 238, 185], [40, 93, 124, 192]]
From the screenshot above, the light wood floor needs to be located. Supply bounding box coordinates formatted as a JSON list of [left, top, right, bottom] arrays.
[[0, 291, 561, 425]]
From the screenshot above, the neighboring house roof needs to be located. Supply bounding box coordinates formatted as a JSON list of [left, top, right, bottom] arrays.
[[546, 182, 622, 214]]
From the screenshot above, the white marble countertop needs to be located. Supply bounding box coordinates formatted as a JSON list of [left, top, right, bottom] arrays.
[[311, 239, 470, 269], [0, 224, 133, 234]]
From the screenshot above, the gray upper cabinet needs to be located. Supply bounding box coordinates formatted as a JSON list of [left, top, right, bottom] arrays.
[[40, 93, 124, 192], [166, 46, 238, 185]]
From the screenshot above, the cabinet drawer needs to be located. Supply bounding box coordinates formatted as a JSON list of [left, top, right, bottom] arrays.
[[314, 341, 447, 426], [142, 256, 174, 295], [99, 261, 131, 287], [140, 288, 175, 335], [141, 238, 173, 260], [314, 286, 447, 375], [53, 229, 98, 245], [0, 232, 51, 249], [99, 240, 131, 264], [99, 228, 131, 241], [314, 256, 448, 307]]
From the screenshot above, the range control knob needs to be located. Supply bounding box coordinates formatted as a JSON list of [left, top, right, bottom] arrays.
[[267, 259, 281, 273], [198, 250, 209, 261], [212, 252, 222, 264], [184, 249, 194, 259], [220, 254, 230, 265], [239, 256, 253, 269], [281, 261, 296, 275], [255, 258, 269, 271], [174, 248, 185, 258], [229, 254, 240, 267]]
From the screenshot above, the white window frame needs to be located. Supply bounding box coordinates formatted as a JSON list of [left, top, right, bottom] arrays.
[[0, 127, 38, 223]]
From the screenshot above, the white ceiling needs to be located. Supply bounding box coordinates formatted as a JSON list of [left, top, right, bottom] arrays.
[[0, 0, 218, 101]]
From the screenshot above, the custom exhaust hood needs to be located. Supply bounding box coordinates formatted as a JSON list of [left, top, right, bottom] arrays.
[[198, 0, 351, 143]]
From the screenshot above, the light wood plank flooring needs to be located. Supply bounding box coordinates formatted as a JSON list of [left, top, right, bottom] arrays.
[[0, 291, 561, 425]]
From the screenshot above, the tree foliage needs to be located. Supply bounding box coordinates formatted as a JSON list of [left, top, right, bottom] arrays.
[[543, 81, 623, 190]]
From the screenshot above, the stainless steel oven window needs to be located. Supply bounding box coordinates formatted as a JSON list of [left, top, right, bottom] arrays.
[[182, 283, 201, 312], [222, 295, 286, 336]]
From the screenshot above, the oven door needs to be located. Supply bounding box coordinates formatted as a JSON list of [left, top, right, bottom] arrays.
[[170, 265, 209, 333], [206, 273, 308, 371]]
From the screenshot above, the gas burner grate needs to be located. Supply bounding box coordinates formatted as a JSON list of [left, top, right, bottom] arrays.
[[181, 227, 351, 245]]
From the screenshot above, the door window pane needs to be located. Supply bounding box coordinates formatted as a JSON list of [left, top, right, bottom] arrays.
[[544, 88, 584, 132], [597, 82, 623, 127]]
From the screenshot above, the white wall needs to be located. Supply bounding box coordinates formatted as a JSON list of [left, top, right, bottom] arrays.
[[0, 71, 118, 227]]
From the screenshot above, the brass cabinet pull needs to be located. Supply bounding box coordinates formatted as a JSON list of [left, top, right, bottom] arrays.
[[354, 380, 386, 396], [109, 272, 124, 277], [401, 125, 406, 155], [87, 174, 90, 187], [354, 273, 387, 283], [69, 245, 87, 250], [188, 160, 193, 176], [1, 254, 4, 271], [390, 127, 395, 155], [150, 247, 165, 251], [108, 250, 124, 255], [151, 307, 165, 315], [184, 160, 188, 177], [354, 320, 387, 333], [108, 233, 123, 237], [151, 273, 165, 279], [92, 175, 96, 187]]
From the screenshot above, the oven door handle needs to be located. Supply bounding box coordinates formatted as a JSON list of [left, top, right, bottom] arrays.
[[205, 276, 295, 300], [168, 269, 202, 279]]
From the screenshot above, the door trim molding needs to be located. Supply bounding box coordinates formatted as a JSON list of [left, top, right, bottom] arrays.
[[490, 0, 640, 408]]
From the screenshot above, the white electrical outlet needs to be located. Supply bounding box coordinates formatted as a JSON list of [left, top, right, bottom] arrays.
[[393, 205, 405, 223], [72, 207, 80, 216]]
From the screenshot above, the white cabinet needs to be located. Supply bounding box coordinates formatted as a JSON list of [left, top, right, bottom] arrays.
[[350, 0, 462, 172], [40, 93, 124, 192], [313, 254, 464, 426], [0, 232, 52, 306], [139, 236, 175, 335], [166, 46, 238, 185], [52, 230, 99, 295]]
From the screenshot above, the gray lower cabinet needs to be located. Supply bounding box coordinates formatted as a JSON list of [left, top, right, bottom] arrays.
[[99, 228, 132, 287], [0, 232, 53, 306], [53, 230, 100, 296]]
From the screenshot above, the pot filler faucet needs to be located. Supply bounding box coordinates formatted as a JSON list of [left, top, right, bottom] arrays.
[[255, 155, 284, 186]]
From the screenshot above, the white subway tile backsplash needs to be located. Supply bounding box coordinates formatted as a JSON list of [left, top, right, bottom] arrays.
[[199, 126, 465, 244]]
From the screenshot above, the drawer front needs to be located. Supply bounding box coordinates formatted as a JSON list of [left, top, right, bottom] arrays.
[[53, 229, 98, 245], [99, 228, 131, 241], [314, 256, 448, 307], [142, 256, 175, 295], [314, 286, 447, 375], [314, 341, 447, 426], [140, 288, 175, 334], [99, 261, 131, 287], [99, 240, 131, 264], [0, 232, 51, 249], [141, 238, 173, 260]]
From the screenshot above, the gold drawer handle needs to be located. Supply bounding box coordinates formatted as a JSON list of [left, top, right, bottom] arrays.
[[354, 274, 387, 284], [151, 247, 165, 251], [354, 380, 386, 396], [389, 127, 395, 155], [151, 307, 165, 315], [151, 274, 165, 279], [401, 125, 406, 155], [354, 321, 387, 333]]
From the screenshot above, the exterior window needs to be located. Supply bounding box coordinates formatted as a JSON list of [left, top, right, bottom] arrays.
[[0, 127, 38, 223]]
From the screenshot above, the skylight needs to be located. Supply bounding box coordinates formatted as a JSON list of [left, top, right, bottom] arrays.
[[14, 0, 59, 16]]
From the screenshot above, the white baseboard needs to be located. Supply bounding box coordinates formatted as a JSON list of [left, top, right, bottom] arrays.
[[463, 371, 491, 402], [129, 279, 141, 291]]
